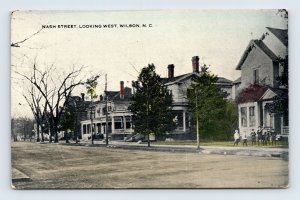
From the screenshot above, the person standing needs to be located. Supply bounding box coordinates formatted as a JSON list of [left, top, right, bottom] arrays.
[[250, 129, 256, 146], [257, 127, 263, 146], [242, 133, 248, 146], [233, 130, 240, 146], [261, 130, 266, 146], [271, 130, 276, 146]]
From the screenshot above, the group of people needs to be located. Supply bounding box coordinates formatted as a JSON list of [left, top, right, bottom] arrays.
[[233, 127, 277, 146]]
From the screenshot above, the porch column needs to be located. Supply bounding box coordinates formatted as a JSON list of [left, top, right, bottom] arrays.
[[262, 102, 265, 127], [183, 111, 186, 132], [238, 105, 241, 130], [123, 115, 126, 130], [247, 106, 250, 131], [111, 115, 115, 134], [102, 123, 105, 134], [255, 102, 259, 128]]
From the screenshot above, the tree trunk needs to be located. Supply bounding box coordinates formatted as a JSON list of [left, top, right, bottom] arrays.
[[54, 118, 59, 143], [65, 129, 69, 143], [48, 119, 54, 142], [36, 123, 40, 142], [147, 134, 150, 147], [54, 125, 59, 143], [41, 131, 44, 142]]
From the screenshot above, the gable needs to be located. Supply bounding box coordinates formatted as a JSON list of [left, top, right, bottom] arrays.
[[260, 89, 277, 101], [266, 27, 288, 47], [163, 73, 197, 86], [236, 40, 278, 70]]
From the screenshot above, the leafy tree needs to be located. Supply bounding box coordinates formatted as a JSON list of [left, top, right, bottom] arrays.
[[86, 76, 99, 99], [60, 110, 75, 143], [86, 75, 100, 144], [129, 64, 175, 147], [188, 68, 236, 147]]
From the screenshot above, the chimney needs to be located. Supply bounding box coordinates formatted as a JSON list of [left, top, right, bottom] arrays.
[[81, 93, 85, 101], [120, 81, 124, 99], [167, 64, 175, 78], [192, 56, 199, 73]]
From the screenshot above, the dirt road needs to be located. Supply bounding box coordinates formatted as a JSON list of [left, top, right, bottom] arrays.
[[11, 142, 288, 189]]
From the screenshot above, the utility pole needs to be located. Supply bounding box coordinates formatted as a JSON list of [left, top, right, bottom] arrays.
[[73, 101, 78, 144], [146, 83, 150, 147], [195, 88, 200, 149], [91, 96, 94, 145], [105, 74, 109, 146]]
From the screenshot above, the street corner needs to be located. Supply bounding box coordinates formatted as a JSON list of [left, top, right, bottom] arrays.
[[11, 168, 31, 185]]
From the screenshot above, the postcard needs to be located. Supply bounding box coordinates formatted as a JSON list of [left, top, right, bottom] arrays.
[[11, 10, 288, 189]]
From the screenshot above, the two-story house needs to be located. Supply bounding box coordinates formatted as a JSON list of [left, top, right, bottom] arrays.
[[80, 81, 133, 140], [161, 56, 233, 135], [234, 27, 288, 136], [79, 56, 233, 140]]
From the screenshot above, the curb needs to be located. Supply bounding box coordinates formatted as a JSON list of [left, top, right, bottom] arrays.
[[58, 142, 288, 159]]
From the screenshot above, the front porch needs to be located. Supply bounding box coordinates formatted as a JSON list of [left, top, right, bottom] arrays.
[[80, 114, 134, 139]]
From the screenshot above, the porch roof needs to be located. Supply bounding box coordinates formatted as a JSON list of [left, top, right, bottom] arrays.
[[237, 85, 288, 104]]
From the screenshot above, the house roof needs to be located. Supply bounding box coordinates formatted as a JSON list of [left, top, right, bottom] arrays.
[[260, 87, 288, 101], [236, 39, 278, 70], [236, 84, 268, 104], [216, 77, 233, 86], [237, 85, 288, 104], [233, 77, 241, 84], [266, 27, 288, 47], [160, 72, 195, 85], [105, 90, 132, 101], [161, 72, 232, 86]]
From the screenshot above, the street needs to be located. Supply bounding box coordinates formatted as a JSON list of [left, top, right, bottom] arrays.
[[11, 142, 288, 189]]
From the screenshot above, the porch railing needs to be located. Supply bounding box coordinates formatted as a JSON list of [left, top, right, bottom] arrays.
[[282, 126, 289, 135]]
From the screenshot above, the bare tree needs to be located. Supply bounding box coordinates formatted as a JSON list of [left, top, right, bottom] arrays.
[[23, 84, 48, 142], [11, 27, 43, 48], [15, 62, 100, 143]]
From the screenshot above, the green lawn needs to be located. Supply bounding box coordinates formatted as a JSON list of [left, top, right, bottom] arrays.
[[153, 140, 289, 148]]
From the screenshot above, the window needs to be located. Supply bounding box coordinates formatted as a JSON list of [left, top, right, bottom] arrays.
[[125, 116, 132, 129], [241, 107, 247, 127], [87, 124, 91, 133], [114, 116, 123, 129], [253, 69, 259, 84], [249, 106, 255, 127], [83, 124, 87, 134], [249, 106, 255, 116], [114, 122, 122, 129]]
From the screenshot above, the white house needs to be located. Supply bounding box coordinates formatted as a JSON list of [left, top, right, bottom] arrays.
[[79, 56, 233, 140], [235, 27, 288, 137], [161, 56, 233, 134], [80, 82, 133, 140]]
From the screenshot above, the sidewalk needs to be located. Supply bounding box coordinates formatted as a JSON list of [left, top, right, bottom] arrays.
[[11, 168, 31, 185], [63, 140, 288, 159]]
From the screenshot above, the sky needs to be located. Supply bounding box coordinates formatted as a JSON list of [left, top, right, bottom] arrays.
[[11, 10, 287, 118]]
